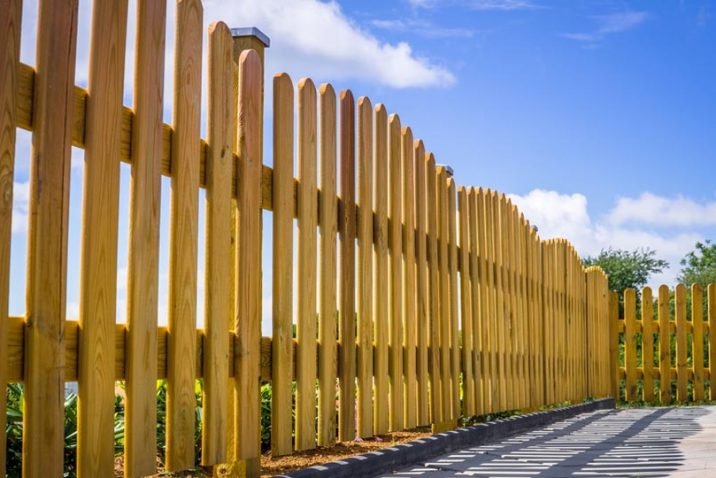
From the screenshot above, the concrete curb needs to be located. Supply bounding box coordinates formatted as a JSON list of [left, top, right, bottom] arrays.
[[276, 398, 616, 478]]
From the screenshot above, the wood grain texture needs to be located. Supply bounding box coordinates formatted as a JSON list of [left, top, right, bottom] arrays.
[[641, 287, 654, 402], [388, 114, 404, 431], [426, 154, 442, 424], [624, 289, 637, 401], [447, 179, 459, 419], [709, 284, 715, 401], [126, 0, 166, 474], [202, 21, 234, 466], [373, 105, 389, 435], [338, 90, 356, 442], [401, 127, 417, 429], [468, 189, 483, 415], [166, 0, 202, 470], [0, 0, 21, 472], [296, 78, 318, 451], [675, 284, 687, 401], [458, 188, 474, 417], [318, 83, 338, 447], [437, 168, 450, 420], [356, 96, 373, 438], [413, 141, 430, 426], [77, 0, 129, 475], [658, 285, 671, 403], [234, 50, 263, 475], [271, 72, 294, 456], [692, 284, 704, 401]]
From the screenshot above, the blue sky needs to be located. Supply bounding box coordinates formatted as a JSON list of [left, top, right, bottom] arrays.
[[8, 0, 716, 331]]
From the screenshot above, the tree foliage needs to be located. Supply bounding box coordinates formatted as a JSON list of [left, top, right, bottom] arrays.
[[678, 240, 716, 287], [583, 247, 668, 293]]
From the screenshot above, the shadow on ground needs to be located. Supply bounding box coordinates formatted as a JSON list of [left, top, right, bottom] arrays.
[[388, 407, 709, 477]]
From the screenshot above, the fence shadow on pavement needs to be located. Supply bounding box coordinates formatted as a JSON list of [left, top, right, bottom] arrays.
[[390, 407, 708, 477]]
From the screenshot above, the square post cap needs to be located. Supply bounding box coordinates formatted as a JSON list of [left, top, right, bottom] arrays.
[[230, 27, 270, 47]]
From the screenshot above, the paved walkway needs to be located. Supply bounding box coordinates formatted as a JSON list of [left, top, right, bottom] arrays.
[[388, 406, 716, 477]]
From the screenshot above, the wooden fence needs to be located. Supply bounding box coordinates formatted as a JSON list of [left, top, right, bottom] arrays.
[[613, 284, 716, 404], [0, 1, 613, 476]]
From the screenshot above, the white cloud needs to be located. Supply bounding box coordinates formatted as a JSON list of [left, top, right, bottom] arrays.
[[563, 10, 648, 44], [607, 192, 716, 228], [11, 181, 29, 235], [203, 0, 455, 88], [508, 189, 705, 286]]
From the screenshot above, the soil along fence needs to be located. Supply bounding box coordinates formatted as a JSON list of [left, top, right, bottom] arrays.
[[0, 1, 612, 476], [612, 284, 716, 404]]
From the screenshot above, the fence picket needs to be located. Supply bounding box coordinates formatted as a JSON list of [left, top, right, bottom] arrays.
[[296, 78, 318, 450], [338, 90, 357, 442], [402, 127, 418, 429], [126, 1, 166, 474], [373, 105, 390, 434], [357, 96, 373, 439], [271, 72, 294, 455], [23, 1, 79, 474], [709, 284, 716, 401], [235, 50, 263, 474], [389, 114, 404, 431], [658, 285, 671, 403], [676, 284, 688, 401], [78, 1, 129, 474], [0, 0, 21, 472], [414, 141, 430, 426], [318, 83, 338, 447], [447, 179, 460, 419], [426, 154, 442, 425], [437, 168, 451, 422], [468, 189, 483, 415], [458, 188, 474, 417], [693, 284, 704, 401]]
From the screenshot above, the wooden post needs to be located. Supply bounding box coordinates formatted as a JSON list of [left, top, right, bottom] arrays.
[[658, 285, 671, 404], [642, 287, 654, 402], [675, 284, 687, 401], [402, 127, 417, 429], [693, 284, 704, 401]]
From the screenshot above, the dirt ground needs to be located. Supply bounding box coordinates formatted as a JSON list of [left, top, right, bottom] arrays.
[[260, 428, 432, 477], [112, 428, 432, 477]]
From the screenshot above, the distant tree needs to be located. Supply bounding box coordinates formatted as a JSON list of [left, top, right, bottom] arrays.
[[677, 240, 716, 287], [583, 247, 669, 293]]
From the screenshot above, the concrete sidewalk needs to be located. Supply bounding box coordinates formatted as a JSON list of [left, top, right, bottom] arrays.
[[387, 406, 716, 477]]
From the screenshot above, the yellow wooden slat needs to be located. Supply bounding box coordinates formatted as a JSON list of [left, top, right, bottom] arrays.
[[402, 127, 418, 429], [77, 1, 129, 475], [373, 105, 390, 434], [413, 141, 430, 427], [317, 83, 338, 447], [270, 72, 294, 456], [692, 284, 704, 401], [458, 188, 474, 417], [23, 1, 78, 475], [437, 168, 451, 421], [447, 179, 459, 420], [468, 189, 483, 415], [356, 96, 373, 439], [426, 154, 442, 425], [493, 193, 506, 411], [234, 50, 263, 475], [709, 284, 716, 401], [675, 284, 688, 401], [296, 78, 319, 450], [639, 287, 653, 402], [482, 190, 497, 412], [166, 0, 202, 470], [338, 90, 356, 442], [658, 285, 671, 404], [0, 0, 21, 472], [125, 1, 167, 474], [389, 114, 404, 431]]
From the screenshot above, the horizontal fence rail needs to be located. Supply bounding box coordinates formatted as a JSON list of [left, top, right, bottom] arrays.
[[0, 1, 613, 476], [613, 284, 716, 404]]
